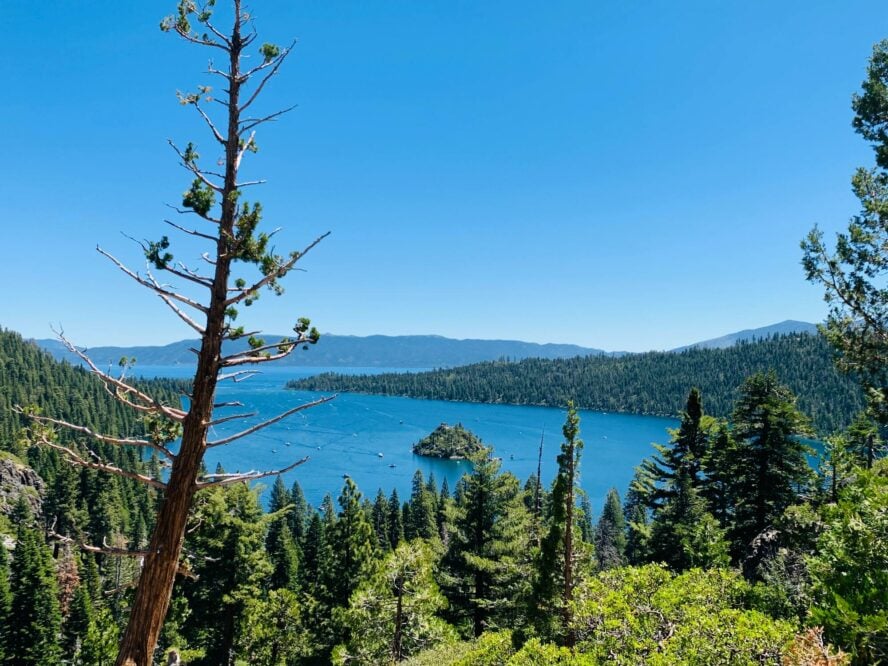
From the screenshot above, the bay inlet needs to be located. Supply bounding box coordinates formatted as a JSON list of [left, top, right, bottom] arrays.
[[137, 366, 677, 514]]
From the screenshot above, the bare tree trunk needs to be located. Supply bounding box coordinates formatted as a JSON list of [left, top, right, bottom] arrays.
[[116, 11, 244, 664]]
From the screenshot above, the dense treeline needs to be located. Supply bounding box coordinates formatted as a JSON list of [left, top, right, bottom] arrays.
[[2, 317, 884, 663], [0, 327, 191, 663], [290, 333, 863, 435]]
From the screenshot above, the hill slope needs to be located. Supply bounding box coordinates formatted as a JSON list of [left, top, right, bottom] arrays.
[[35, 334, 608, 369], [672, 320, 817, 351], [291, 333, 862, 434]]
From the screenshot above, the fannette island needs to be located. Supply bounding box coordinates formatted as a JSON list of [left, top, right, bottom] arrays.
[[412, 423, 485, 459]]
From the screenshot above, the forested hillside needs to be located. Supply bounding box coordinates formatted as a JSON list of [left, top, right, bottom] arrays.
[[292, 333, 863, 434]]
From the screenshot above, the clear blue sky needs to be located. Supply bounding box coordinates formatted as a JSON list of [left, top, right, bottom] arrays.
[[3, 1, 887, 352]]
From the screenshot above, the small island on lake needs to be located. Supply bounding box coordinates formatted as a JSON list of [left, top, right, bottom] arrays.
[[412, 423, 484, 459]]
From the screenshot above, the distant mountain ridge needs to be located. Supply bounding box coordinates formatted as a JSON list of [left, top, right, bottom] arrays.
[[34, 334, 608, 369], [33, 320, 819, 369], [671, 320, 818, 352]]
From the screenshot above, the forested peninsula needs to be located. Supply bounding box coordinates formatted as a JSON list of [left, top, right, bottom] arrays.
[[290, 333, 863, 434]]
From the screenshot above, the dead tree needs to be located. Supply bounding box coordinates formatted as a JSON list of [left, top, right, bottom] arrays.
[[26, 2, 329, 664]]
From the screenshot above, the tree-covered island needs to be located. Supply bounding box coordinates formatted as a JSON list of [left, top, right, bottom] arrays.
[[412, 423, 485, 459]]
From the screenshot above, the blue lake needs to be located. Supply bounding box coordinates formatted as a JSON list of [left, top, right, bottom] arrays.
[[137, 366, 678, 514]]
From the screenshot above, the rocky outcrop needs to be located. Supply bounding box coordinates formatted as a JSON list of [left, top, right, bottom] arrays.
[[0, 454, 44, 519]]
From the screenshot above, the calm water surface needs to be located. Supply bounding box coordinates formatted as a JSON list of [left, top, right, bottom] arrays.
[[138, 366, 677, 514]]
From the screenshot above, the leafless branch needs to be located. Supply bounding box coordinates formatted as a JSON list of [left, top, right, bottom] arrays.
[[169, 140, 224, 192], [159, 293, 207, 336], [207, 395, 335, 447], [40, 439, 167, 490], [239, 104, 298, 134], [164, 219, 218, 241], [225, 231, 330, 306], [196, 456, 309, 488], [214, 400, 244, 408], [97, 246, 209, 314], [165, 203, 221, 225], [193, 100, 227, 145], [122, 234, 213, 290], [15, 408, 174, 459], [206, 411, 257, 426], [235, 179, 267, 188], [217, 369, 260, 382], [240, 41, 297, 110], [53, 330, 187, 422], [235, 130, 255, 170]]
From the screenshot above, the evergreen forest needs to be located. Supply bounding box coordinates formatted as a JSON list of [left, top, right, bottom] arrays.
[[291, 333, 864, 435], [2, 1, 887, 664]]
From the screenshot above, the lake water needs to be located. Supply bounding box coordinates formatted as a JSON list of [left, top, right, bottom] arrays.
[[137, 366, 678, 514]]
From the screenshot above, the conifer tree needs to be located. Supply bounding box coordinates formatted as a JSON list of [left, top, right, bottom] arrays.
[[699, 421, 736, 527], [0, 543, 11, 662], [327, 478, 375, 607], [372, 489, 391, 551], [7, 508, 62, 666], [180, 483, 273, 665], [578, 494, 595, 544], [846, 410, 886, 468], [17, 3, 329, 662], [332, 541, 454, 664], [594, 488, 627, 570], [62, 584, 94, 663], [623, 465, 653, 565], [727, 372, 813, 557], [267, 520, 300, 592], [405, 470, 437, 541], [288, 481, 310, 544], [441, 449, 532, 638], [802, 39, 888, 426], [644, 388, 710, 509], [648, 470, 730, 571], [534, 402, 584, 646], [387, 489, 405, 549], [299, 511, 325, 591]]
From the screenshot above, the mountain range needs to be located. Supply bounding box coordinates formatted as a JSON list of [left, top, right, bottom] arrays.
[[32, 319, 818, 369]]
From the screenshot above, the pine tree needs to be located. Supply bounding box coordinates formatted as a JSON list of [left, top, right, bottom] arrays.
[[727, 372, 813, 558], [7, 508, 63, 666], [0, 543, 11, 662], [644, 388, 710, 509], [332, 541, 455, 664], [289, 481, 310, 544], [802, 38, 888, 426], [62, 584, 94, 663], [327, 478, 376, 607], [441, 449, 532, 638], [267, 520, 300, 592], [578, 494, 595, 544], [180, 483, 273, 665], [846, 410, 885, 469], [699, 421, 736, 527], [17, 3, 328, 661], [269, 476, 291, 515], [405, 470, 437, 541], [623, 465, 654, 565], [372, 489, 391, 551], [648, 470, 730, 571], [595, 488, 627, 570], [534, 402, 584, 645], [387, 489, 405, 549]]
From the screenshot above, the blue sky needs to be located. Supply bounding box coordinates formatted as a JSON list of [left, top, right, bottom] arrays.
[[3, 1, 887, 352]]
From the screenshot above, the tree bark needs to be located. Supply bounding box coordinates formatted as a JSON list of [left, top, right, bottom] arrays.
[[115, 10, 244, 665]]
